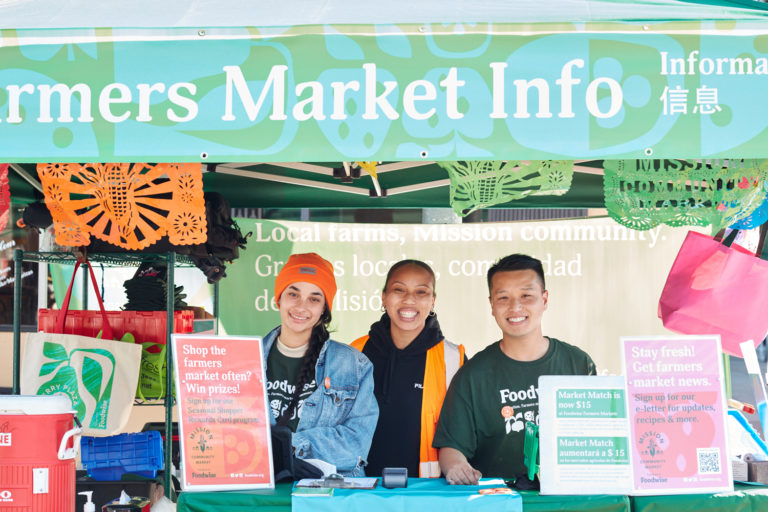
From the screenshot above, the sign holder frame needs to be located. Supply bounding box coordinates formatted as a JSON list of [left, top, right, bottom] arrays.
[[172, 334, 274, 491]]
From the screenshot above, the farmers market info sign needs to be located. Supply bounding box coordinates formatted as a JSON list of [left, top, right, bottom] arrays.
[[621, 335, 732, 495], [5, 22, 768, 161], [172, 334, 273, 491], [539, 376, 631, 495]]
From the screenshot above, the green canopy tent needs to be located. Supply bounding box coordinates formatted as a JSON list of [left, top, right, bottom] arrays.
[[6, 1, 768, 500], [7, 160, 606, 209], [199, 161, 607, 209]]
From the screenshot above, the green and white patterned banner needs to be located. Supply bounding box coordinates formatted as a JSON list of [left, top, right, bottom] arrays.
[[4, 21, 768, 162]]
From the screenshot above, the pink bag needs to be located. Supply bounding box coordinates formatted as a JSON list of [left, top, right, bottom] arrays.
[[658, 228, 768, 356]]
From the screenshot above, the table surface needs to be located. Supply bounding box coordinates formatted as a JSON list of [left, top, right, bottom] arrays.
[[176, 481, 768, 512], [292, 478, 524, 512]]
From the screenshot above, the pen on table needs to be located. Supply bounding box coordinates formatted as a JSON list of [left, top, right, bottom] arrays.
[[728, 398, 756, 414]]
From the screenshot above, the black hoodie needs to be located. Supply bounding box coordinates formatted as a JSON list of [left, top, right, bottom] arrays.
[[361, 313, 444, 477]]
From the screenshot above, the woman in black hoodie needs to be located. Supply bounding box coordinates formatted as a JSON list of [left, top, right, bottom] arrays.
[[351, 260, 465, 478]]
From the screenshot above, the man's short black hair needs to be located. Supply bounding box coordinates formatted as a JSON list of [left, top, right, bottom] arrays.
[[487, 254, 545, 293]]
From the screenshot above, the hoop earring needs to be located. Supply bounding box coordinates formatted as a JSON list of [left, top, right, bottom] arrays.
[[381, 306, 386, 312], [429, 310, 436, 317]]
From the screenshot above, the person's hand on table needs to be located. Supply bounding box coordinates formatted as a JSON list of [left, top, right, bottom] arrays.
[[439, 447, 482, 485], [444, 461, 482, 485]]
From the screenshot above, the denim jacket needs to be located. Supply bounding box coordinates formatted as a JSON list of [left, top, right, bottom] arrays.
[[262, 326, 379, 476]]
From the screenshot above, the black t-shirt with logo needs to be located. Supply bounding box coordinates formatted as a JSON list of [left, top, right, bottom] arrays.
[[433, 338, 596, 478], [266, 346, 316, 432]]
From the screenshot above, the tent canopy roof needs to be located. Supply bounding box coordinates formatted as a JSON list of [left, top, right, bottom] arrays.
[[9, 161, 606, 209], [2, 0, 768, 30]]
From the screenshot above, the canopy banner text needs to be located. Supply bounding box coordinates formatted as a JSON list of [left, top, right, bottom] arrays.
[[2, 22, 768, 161]]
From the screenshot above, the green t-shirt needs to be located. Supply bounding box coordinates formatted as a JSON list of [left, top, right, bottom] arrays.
[[433, 337, 596, 478], [266, 346, 317, 432]]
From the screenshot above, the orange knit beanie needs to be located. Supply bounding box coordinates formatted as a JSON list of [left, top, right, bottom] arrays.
[[274, 253, 337, 309]]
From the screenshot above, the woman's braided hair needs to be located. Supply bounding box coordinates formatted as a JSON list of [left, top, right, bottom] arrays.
[[276, 305, 331, 427]]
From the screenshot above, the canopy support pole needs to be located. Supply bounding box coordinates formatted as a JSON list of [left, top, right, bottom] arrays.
[[10, 163, 43, 193]]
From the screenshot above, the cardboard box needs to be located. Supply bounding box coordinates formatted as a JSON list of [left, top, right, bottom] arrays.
[[185, 306, 214, 319]]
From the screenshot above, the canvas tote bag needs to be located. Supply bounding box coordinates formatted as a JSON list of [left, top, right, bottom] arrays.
[[658, 226, 768, 356], [21, 260, 141, 435]]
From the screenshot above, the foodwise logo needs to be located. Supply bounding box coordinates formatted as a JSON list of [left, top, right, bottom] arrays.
[[499, 385, 538, 404], [499, 385, 540, 434], [0, 432, 10, 446]]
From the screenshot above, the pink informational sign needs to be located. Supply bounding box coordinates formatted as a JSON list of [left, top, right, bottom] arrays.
[[172, 335, 273, 491], [621, 335, 732, 495]]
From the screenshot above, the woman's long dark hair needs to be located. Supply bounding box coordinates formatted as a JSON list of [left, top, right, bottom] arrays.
[[276, 305, 332, 427]]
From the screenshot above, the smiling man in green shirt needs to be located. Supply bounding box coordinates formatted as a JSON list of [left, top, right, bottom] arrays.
[[433, 254, 596, 484]]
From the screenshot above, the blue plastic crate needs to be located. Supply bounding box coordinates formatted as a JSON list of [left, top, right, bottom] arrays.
[[81, 431, 164, 481]]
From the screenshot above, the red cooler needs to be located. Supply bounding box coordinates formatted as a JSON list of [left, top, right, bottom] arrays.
[[0, 395, 81, 512]]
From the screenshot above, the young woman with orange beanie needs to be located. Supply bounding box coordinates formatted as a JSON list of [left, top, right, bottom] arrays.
[[263, 252, 378, 476]]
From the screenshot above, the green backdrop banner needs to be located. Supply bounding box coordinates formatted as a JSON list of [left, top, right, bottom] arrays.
[[4, 22, 768, 161], [219, 217, 702, 374]]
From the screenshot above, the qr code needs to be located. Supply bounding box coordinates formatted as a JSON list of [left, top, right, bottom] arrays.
[[697, 447, 721, 474]]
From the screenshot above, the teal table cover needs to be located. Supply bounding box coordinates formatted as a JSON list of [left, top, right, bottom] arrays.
[[292, 478, 522, 512]]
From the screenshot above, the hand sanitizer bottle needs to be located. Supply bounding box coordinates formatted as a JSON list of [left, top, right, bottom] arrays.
[[78, 491, 95, 512]]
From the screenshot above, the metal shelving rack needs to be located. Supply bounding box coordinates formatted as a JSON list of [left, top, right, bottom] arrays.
[[11, 249, 200, 498]]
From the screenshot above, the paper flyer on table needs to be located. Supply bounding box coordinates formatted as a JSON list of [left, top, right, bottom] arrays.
[[621, 335, 732, 495], [539, 375, 632, 495], [295, 477, 378, 489]]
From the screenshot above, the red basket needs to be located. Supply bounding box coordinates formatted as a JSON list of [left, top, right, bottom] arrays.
[[38, 260, 193, 344], [38, 309, 193, 344]]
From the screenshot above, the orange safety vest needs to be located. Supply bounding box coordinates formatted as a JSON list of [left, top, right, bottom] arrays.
[[351, 335, 465, 478]]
